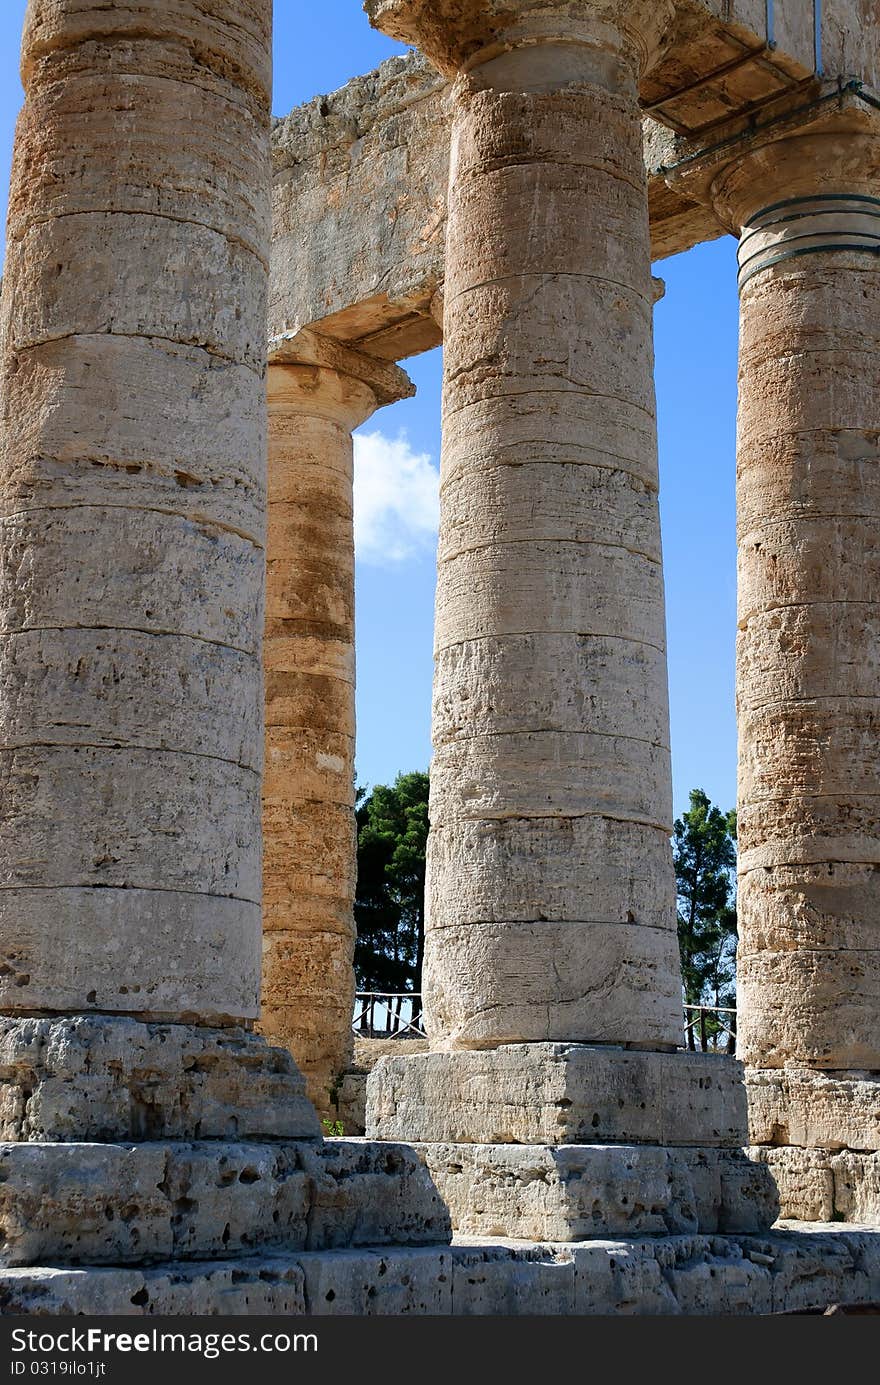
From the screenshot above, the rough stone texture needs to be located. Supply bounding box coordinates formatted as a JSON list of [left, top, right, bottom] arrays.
[[0, 0, 273, 1024], [713, 115, 880, 1074], [749, 1147, 880, 1225], [2, 1227, 880, 1315], [367, 1046, 749, 1146], [747, 1069, 880, 1155], [260, 351, 412, 1113], [415, 1143, 778, 1240], [331, 1039, 430, 1136], [0, 1016, 320, 1144], [401, 10, 684, 1050], [0, 1138, 450, 1268]]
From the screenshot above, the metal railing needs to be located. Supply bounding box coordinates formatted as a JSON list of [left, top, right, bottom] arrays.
[[352, 992, 426, 1039], [683, 1004, 737, 1054], [353, 994, 736, 1051]]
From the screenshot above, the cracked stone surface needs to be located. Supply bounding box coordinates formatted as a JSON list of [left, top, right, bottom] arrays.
[[413, 1143, 778, 1240], [0, 0, 273, 1024], [749, 1147, 880, 1225], [0, 1138, 450, 1268], [1, 1227, 879, 1315], [401, 4, 683, 1050], [367, 1045, 749, 1146], [0, 1016, 320, 1144]]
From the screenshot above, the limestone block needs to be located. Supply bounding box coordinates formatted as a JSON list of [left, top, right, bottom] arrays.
[[440, 391, 658, 488], [263, 727, 354, 809], [749, 1148, 838, 1223], [758, 1226, 880, 1314], [8, 68, 267, 258], [739, 863, 880, 956], [22, 2, 273, 103], [433, 634, 670, 747], [0, 336, 266, 539], [333, 1072, 368, 1137], [451, 1243, 575, 1315], [737, 946, 880, 1070], [0, 890, 261, 1023], [0, 1016, 319, 1143], [0, 1138, 450, 1268], [430, 732, 670, 827], [0, 507, 263, 655], [736, 432, 880, 540], [416, 1143, 777, 1240], [367, 1046, 747, 1146], [422, 919, 684, 1049], [571, 1240, 678, 1314], [0, 745, 260, 900], [738, 517, 880, 624], [434, 542, 664, 652], [738, 797, 880, 870], [4, 213, 266, 372], [739, 700, 880, 802], [262, 799, 357, 903], [426, 816, 676, 929], [299, 1247, 453, 1316], [746, 1068, 880, 1153], [0, 629, 261, 770], [737, 605, 880, 710], [260, 928, 355, 1109], [438, 461, 662, 561]]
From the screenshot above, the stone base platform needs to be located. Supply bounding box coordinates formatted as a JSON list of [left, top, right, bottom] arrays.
[[416, 1143, 778, 1240], [2, 1228, 879, 1315], [750, 1146, 880, 1225], [0, 1016, 320, 1142], [367, 1045, 748, 1145], [0, 1139, 451, 1267], [747, 1069, 880, 1153]]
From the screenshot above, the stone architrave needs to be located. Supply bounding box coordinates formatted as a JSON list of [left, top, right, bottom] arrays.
[[367, 0, 684, 1054], [262, 333, 413, 1112]]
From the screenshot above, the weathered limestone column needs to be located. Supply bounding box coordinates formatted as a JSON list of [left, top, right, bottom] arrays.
[[0, 0, 318, 1136], [370, 0, 683, 1053], [262, 335, 413, 1111], [364, 2, 777, 1242], [668, 93, 880, 1222]]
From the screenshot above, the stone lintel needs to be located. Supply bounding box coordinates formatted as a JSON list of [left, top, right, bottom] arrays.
[[268, 328, 415, 408], [2, 1228, 880, 1316], [0, 1016, 320, 1143], [0, 1138, 451, 1269], [366, 1045, 749, 1146], [415, 1142, 778, 1240], [747, 1069, 880, 1155]]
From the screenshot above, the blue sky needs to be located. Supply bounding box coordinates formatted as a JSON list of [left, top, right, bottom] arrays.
[[0, 1, 740, 819]]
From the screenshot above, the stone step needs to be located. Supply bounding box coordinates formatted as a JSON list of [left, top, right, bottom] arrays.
[[367, 1045, 749, 1145], [414, 1143, 779, 1240], [0, 1139, 450, 1268], [1, 1227, 879, 1316]]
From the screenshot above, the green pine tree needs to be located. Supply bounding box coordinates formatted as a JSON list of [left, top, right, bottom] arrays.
[[354, 771, 430, 996], [673, 788, 738, 1049]]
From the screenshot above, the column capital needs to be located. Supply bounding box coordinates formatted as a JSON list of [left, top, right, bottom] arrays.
[[268, 328, 415, 430], [664, 87, 880, 289], [365, 0, 675, 82]]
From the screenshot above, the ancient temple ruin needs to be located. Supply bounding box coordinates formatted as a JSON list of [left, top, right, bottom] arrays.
[[0, 0, 878, 1316]]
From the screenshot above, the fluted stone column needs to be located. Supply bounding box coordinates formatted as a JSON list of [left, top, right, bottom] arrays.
[[262, 337, 412, 1111], [669, 96, 880, 1221], [0, 0, 317, 1141], [370, 0, 682, 1051]]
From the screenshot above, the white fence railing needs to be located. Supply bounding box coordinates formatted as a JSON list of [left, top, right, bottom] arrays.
[[353, 995, 737, 1050]]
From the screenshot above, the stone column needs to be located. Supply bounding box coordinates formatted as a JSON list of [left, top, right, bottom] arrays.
[[0, 0, 316, 1138], [262, 335, 413, 1112], [370, 0, 682, 1052], [364, 2, 776, 1243], [669, 94, 880, 1222]]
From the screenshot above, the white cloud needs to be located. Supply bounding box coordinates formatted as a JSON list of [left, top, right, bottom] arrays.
[[353, 429, 440, 565]]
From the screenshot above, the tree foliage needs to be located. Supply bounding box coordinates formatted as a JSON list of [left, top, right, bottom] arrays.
[[354, 771, 429, 993], [673, 788, 738, 1030]]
